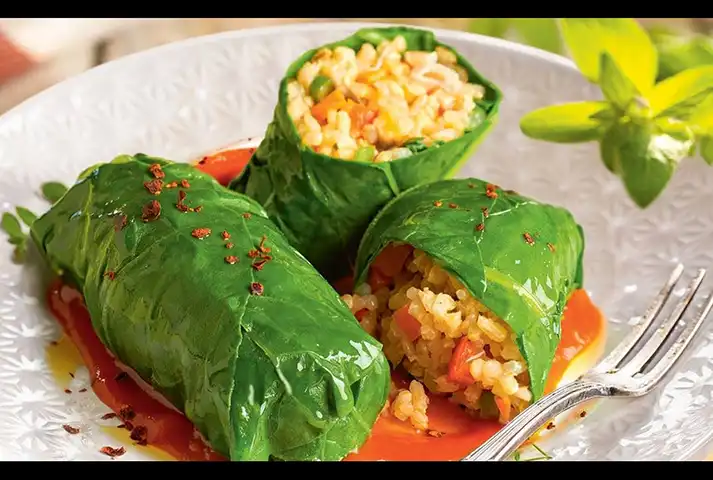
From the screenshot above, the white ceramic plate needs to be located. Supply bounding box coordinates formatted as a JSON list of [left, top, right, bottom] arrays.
[[1, 22, 713, 461]]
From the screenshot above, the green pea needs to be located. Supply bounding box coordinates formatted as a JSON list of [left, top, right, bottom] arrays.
[[353, 146, 376, 162], [309, 75, 335, 103]]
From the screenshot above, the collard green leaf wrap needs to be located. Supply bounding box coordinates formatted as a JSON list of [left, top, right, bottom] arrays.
[[230, 26, 502, 281], [353, 178, 585, 399], [30, 154, 390, 461]]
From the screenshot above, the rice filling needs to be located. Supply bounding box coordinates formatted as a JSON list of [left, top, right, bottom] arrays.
[[287, 35, 486, 162], [342, 245, 532, 431]]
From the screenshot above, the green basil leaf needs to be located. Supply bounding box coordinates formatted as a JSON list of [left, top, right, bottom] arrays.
[[520, 101, 611, 143], [649, 66, 713, 119], [599, 51, 639, 111], [1, 212, 24, 242], [688, 94, 713, 135], [599, 127, 619, 173], [468, 18, 511, 38], [559, 18, 658, 93], [511, 18, 564, 54], [611, 121, 694, 208], [40, 181, 69, 204], [701, 137, 713, 165], [649, 27, 713, 81], [15, 207, 37, 228]]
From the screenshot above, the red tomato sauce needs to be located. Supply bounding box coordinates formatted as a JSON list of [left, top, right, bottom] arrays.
[[43, 145, 607, 462]]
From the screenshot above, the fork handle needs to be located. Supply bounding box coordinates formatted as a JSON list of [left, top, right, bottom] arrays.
[[462, 380, 608, 461]]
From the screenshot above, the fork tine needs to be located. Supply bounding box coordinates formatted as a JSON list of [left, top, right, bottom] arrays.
[[632, 292, 713, 395], [616, 269, 706, 377], [594, 264, 684, 374]]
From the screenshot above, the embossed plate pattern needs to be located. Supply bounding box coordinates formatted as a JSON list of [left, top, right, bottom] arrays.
[[1, 22, 712, 461]]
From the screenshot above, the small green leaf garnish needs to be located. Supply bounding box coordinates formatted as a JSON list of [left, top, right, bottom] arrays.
[[701, 137, 713, 165], [1, 212, 23, 241], [2, 212, 29, 265], [648, 66, 713, 119], [513, 450, 521, 461], [15, 207, 38, 227], [41, 182, 69, 204], [559, 18, 658, 93], [599, 52, 640, 112], [615, 121, 694, 208], [519, 101, 611, 143]]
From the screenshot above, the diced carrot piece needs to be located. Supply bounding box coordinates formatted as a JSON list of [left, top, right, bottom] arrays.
[[348, 102, 378, 132], [368, 268, 391, 292], [311, 90, 347, 125], [371, 244, 413, 278], [355, 309, 370, 322], [447, 337, 480, 386], [495, 396, 512, 423], [394, 305, 421, 342]]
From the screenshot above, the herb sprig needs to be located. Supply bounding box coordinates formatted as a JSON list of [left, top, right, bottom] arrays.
[[1, 181, 68, 263], [512, 443, 553, 461], [520, 18, 713, 208]]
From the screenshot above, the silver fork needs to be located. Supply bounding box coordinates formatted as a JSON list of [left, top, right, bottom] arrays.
[[462, 264, 713, 461]]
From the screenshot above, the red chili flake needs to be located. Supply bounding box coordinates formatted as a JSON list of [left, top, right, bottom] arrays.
[[191, 228, 211, 239], [101, 413, 117, 420], [242, 212, 252, 219], [143, 179, 163, 195], [99, 446, 126, 458], [221, 231, 231, 240], [433, 200, 443, 207], [483, 344, 493, 359], [79, 388, 87, 393], [69, 372, 75, 378], [181, 179, 191, 188], [250, 282, 264, 296], [104, 271, 115, 281], [546, 422, 556, 430], [226, 242, 234, 249], [448, 203, 458, 209], [141, 200, 161, 222], [579, 411, 587, 418], [481, 207, 489, 218], [198, 156, 208, 165], [247, 249, 260, 258], [130, 425, 148, 446], [475, 223, 485, 232], [427, 430, 444, 438], [63, 424, 80, 434], [176, 190, 189, 212], [117, 422, 134, 430], [193, 205, 203, 212], [261, 254, 273, 261], [523, 232, 535, 245], [50, 340, 58, 346], [485, 184, 498, 199], [148, 163, 165, 179], [252, 259, 268, 271], [225, 255, 239, 265], [119, 404, 136, 421], [547, 242, 556, 253], [114, 371, 128, 382], [165, 181, 178, 189], [64, 389, 72, 394], [258, 235, 271, 254], [114, 215, 127, 232]]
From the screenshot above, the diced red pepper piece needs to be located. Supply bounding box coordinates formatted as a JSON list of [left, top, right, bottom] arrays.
[[393, 305, 421, 342], [368, 267, 391, 292], [371, 244, 413, 278], [447, 337, 481, 386]]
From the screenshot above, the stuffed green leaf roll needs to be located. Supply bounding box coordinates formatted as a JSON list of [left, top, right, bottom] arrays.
[[30, 154, 390, 461], [230, 26, 502, 281], [342, 178, 584, 429]]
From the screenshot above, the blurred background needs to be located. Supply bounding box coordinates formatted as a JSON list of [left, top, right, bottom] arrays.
[[1, 18, 711, 115]]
